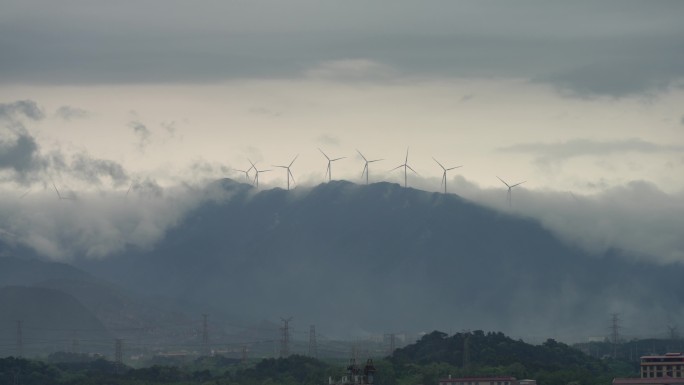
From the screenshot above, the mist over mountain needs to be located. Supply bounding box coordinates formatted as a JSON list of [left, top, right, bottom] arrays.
[[70, 179, 683, 342]]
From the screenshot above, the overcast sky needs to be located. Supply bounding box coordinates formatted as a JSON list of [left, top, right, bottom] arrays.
[[1, 1, 683, 263]]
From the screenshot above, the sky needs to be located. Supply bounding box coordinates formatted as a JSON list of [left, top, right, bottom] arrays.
[[1, 1, 683, 264]]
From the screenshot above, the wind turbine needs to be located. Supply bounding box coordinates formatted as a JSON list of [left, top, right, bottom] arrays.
[[357, 149, 383, 185], [233, 163, 255, 183], [433, 157, 462, 194], [273, 154, 298, 190], [390, 148, 418, 188], [319, 148, 346, 182], [497, 176, 526, 208], [249, 160, 271, 189]]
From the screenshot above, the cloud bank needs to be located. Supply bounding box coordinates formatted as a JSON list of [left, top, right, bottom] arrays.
[[1, 2, 683, 97]]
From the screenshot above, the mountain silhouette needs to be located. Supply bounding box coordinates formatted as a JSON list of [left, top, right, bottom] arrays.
[[69, 179, 684, 341]]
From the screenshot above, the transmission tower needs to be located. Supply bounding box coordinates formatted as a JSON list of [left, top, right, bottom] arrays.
[[71, 330, 79, 354], [241, 345, 248, 364], [384, 333, 396, 355], [463, 334, 471, 369], [308, 325, 318, 358], [610, 313, 622, 358], [202, 314, 209, 355], [115, 339, 123, 367], [16, 320, 23, 358], [352, 342, 358, 362], [280, 317, 292, 358]]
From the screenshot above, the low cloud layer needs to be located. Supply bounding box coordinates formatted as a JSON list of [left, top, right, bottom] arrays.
[[446, 176, 684, 264], [0, 185, 201, 259], [1, 170, 682, 268], [500, 138, 684, 165]]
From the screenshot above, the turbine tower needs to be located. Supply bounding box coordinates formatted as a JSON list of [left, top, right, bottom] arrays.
[[357, 149, 383, 185], [273, 154, 298, 190], [390, 148, 417, 188], [433, 157, 462, 194], [319, 148, 346, 182], [249, 160, 271, 189], [497, 176, 526, 208]]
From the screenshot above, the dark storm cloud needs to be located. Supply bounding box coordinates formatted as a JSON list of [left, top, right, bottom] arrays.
[[537, 37, 684, 97], [1, 100, 128, 186], [0, 132, 46, 179], [1, 1, 683, 97], [70, 153, 128, 186], [0, 130, 129, 186], [0, 100, 44, 121], [499, 139, 684, 164], [55, 106, 89, 120], [1, 100, 48, 182]]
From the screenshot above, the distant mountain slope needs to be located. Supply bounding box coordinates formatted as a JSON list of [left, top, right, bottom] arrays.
[[0, 286, 108, 356], [0, 256, 203, 345], [77, 179, 684, 340], [0, 256, 90, 285]]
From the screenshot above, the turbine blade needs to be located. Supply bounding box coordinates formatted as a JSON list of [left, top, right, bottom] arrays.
[[510, 181, 526, 188], [361, 164, 368, 177], [289, 170, 296, 184], [318, 148, 330, 160], [432, 157, 446, 170], [389, 165, 403, 171], [447, 165, 463, 170], [289, 154, 299, 167], [405, 147, 409, 163], [369, 159, 383, 163], [331, 157, 346, 161], [496, 176, 510, 188], [406, 164, 418, 174], [356, 149, 367, 162]]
